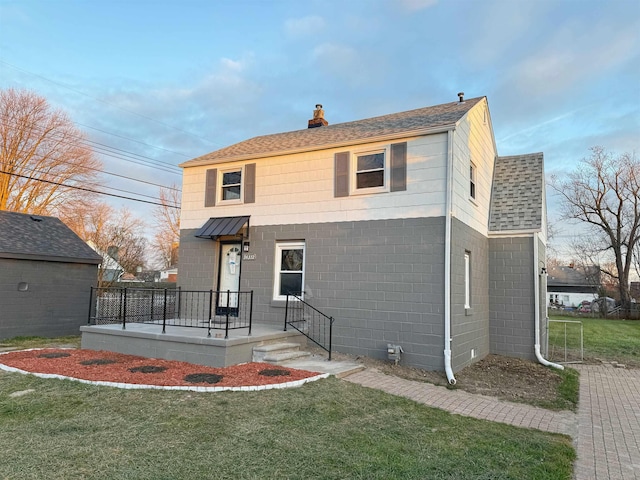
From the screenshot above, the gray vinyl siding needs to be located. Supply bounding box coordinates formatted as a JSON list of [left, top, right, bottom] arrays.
[[180, 217, 447, 371], [0, 258, 98, 340], [488, 236, 536, 360], [450, 218, 490, 371]]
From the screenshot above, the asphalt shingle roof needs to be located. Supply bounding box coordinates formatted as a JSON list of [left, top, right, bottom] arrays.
[[0, 211, 102, 263], [180, 97, 485, 167], [489, 153, 544, 232]]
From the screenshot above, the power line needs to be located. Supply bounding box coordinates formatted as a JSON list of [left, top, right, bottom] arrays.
[[0, 112, 183, 175], [1, 60, 223, 148], [75, 120, 191, 158], [1, 112, 183, 178], [1, 170, 180, 208], [9, 162, 172, 202]]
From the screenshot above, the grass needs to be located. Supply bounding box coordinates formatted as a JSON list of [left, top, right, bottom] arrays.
[[549, 317, 640, 367], [0, 372, 575, 480], [532, 367, 580, 412], [0, 335, 81, 349]]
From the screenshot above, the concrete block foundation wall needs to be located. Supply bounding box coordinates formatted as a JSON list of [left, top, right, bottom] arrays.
[[450, 218, 490, 371], [488, 236, 536, 360], [180, 217, 448, 370], [0, 258, 97, 340]]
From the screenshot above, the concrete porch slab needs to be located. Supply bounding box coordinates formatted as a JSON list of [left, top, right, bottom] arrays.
[[80, 322, 306, 368]]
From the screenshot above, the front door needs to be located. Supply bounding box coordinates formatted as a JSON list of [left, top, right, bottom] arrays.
[[217, 243, 241, 316]]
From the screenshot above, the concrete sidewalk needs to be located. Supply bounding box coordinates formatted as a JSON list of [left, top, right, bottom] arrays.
[[344, 365, 640, 480]]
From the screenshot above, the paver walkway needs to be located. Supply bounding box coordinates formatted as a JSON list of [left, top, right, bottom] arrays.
[[345, 365, 640, 480], [344, 369, 577, 436], [573, 365, 640, 480]]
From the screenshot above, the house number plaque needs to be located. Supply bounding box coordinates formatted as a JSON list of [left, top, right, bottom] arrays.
[[242, 253, 257, 261]]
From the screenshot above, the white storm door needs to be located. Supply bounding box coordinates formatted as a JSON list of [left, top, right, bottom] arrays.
[[218, 243, 241, 310]]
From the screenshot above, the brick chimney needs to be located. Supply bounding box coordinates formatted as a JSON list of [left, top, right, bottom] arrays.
[[308, 104, 328, 128]]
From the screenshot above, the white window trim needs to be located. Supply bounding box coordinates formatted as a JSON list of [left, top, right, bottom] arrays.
[[350, 147, 390, 195], [218, 165, 244, 205], [273, 241, 306, 301], [464, 251, 471, 309], [469, 162, 477, 200]]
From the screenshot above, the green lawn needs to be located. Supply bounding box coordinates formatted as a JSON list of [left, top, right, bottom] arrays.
[[0, 371, 574, 480], [548, 317, 640, 367]]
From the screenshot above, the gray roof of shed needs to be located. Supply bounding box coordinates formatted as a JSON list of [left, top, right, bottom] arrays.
[[489, 153, 544, 232], [180, 97, 485, 167], [0, 211, 102, 264]]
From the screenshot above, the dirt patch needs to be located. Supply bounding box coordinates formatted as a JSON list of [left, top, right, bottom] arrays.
[[327, 349, 568, 407]]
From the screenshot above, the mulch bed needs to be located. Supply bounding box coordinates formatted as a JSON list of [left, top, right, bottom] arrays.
[[0, 349, 321, 387]]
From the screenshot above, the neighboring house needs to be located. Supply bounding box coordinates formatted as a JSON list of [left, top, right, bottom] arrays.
[[547, 264, 600, 308], [159, 267, 178, 283], [87, 241, 125, 284], [0, 211, 102, 339], [178, 95, 550, 374], [118, 273, 139, 283]]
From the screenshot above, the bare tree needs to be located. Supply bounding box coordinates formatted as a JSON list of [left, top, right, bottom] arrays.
[[550, 146, 640, 316], [0, 88, 102, 215], [152, 185, 180, 269], [65, 202, 147, 287]]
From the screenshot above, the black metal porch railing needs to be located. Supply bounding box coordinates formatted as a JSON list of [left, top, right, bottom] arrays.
[[284, 294, 334, 360], [88, 287, 253, 338]]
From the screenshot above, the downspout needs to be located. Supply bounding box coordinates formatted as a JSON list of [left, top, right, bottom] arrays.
[[533, 234, 564, 370], [444, 130, 456, 384]]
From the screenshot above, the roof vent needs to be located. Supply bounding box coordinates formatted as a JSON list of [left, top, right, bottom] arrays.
[[29, 215, 43, 222], [308, 104, 329, 128], [457, 92, 465, 103]]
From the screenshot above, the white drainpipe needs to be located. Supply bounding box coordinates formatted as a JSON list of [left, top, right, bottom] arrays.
[[533, 234, 564, 370], [444, 130, 456, 385]]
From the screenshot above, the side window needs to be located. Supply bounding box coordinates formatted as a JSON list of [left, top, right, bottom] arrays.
[[273, 241, 305, 301], [464, 251, 471, 309], [469, 162, 476, 200]]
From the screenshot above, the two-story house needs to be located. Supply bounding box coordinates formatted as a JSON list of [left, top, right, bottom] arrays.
[[178, 95, 555, 380]]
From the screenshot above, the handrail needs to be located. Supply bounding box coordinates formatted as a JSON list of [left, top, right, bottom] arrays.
[[284, 294, 334, 360], [88, 287, 253, 339]]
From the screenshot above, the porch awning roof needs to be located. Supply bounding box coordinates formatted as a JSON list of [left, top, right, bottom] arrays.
[[195, 216, 250, 239]]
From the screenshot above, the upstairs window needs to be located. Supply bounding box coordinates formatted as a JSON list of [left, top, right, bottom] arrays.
[[469, 162, 476, 200], [335, 143, 405, 198], [221, 170, 242, 201], [356, 152, 385, 189], [205, 164, 256, 207]]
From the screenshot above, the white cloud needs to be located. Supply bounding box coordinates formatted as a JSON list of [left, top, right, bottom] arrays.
[[510, 22, 638, 96], [284, 15, 326, 36], [396, 0, 438, 13]]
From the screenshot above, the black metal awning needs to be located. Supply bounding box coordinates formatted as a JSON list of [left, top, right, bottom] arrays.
[[195, 216, 250, 239]]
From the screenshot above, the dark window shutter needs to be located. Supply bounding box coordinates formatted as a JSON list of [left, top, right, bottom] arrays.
[[334, 152, 349, 197], [244, 163, 256, 204], [390, 142, 407, 192], [205, 169, 217, 207]]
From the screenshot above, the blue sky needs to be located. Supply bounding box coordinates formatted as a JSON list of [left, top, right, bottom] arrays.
[[1, 0, 639, 257]]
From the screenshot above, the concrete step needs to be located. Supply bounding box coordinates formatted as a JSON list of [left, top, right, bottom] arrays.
[[252, 342, 305, 363], [263, 350, 312, 365]]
